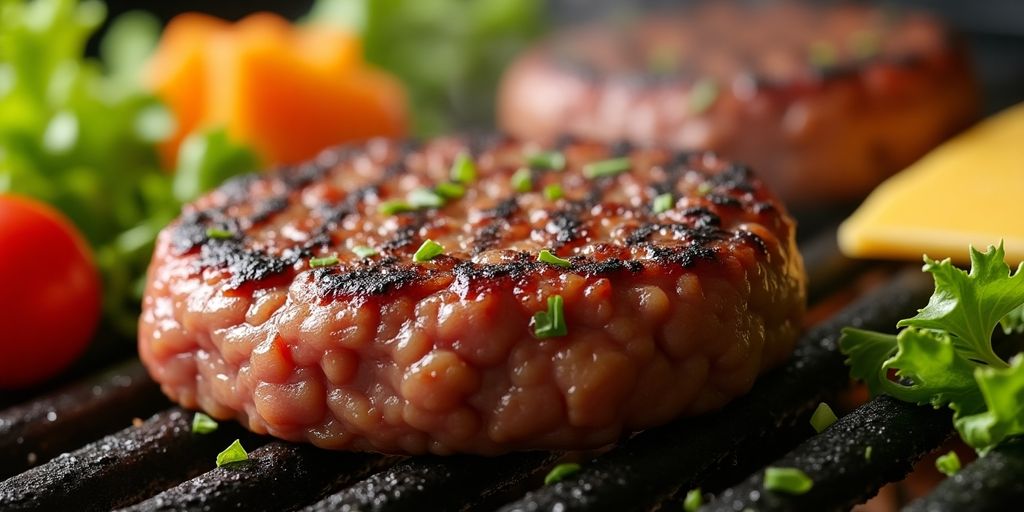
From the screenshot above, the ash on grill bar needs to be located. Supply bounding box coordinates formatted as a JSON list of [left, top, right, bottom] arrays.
[[2, 0, 1024, 511]]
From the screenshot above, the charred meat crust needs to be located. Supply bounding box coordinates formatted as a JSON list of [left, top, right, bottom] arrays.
[[168, 135, 780, 299]]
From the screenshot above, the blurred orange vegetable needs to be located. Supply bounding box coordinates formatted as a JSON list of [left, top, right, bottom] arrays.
[[145, 12, 407, 166]]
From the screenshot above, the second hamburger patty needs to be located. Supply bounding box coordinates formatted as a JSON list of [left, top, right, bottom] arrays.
[[498, 1, 978, 206], [139, 136, 805, 454]]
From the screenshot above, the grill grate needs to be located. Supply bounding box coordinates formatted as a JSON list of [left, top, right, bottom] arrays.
[[0, 227, 1012, 512]]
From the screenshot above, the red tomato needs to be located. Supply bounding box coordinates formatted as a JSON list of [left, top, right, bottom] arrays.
[[0, 195, 101, 389]]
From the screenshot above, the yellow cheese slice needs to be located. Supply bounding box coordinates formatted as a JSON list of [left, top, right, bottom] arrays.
[[839, 101, 1024, 265]]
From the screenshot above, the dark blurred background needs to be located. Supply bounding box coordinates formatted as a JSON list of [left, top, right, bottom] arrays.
[[97, 0, 1024, 117]]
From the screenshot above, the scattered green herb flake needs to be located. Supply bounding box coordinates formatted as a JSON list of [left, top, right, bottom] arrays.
[[413, 239, 445, 262], [936, 450, 961, 476], [205, 228, 234, 240], [683, 488, 703, 512], [688, 79, 719, 115], [533, 295, 568, 339], [191, 412, 218, 434], [840, 243, 1024, 452], [543, 184, 564, 201], [527, 150, 566, 171], [352, 246, 377, 259], [450, 153, 477, 184], [544, 462, 581, 485], [810, 402, 838, 433], [864, 446, 873, 461], [763, 467, 813, 495], [647, 46, 679, 75], [810, 41, 838, 68], [434, 181, 466, 200], [379, 199, 414, 215], [653, 193, 674, 214], [696, 182, 713, 196], [538, 249, 572, 268], [309, 255, 340, 268], [511, 167, 533, 193], [215, 439, 248, 467], [851, 30, 881, 59], [582, 157, 632, 179], [408, 187, 445, 209]]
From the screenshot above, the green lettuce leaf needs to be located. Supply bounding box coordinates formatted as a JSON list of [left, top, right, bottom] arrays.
[[956, 355, 1024, 451], [839, 328, 898, 396]]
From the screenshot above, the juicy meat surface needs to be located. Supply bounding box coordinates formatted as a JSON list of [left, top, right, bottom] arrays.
[[139, 136, 806, 454], [498, 1, 978, 206]]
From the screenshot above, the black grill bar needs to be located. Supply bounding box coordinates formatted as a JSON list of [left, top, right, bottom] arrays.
[[119, 442, 391, 511], [0, 408, 244, 511], [496, 268, 934, 512], [904, 439, 1024, 512], [702, 396, 953, 512], [304, 452, 560, 512], [0, 359, 165, 479]]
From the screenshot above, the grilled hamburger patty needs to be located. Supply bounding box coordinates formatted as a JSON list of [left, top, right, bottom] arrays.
[[498, 1, 977, 206], [139, 136, 805, 454]]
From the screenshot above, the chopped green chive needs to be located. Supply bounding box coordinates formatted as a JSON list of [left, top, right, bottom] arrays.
[[864, 446, 873, 461], [647, 46, 679, 75], [352, 246, 377, 259], [763, 467, 813, 495], [309, 255, 340, 268], [851, 30, 881, 59], [205, 227, 234, 240], [688, 78, 719, 115], [582, 157, 631, 179], [435, 181, 465, 200], [191, 412, 218, 434], [810, 41, 838, 68], [379, 199, 413, 215], [543, 184, 564, 201], [450, 153, 477, 183], [538, 249, 572, 268], [408, 188, 445, 209], [683, 488, 703, 512], [809, 402, 838, 433], [526, 150, 566, 171], [653, 193, 674, 214], [215, 439, 248, 467], [696, 182, 713, 196], [511, 167, 533, 192], [936, 451, 961, 476], [413, 239, 444, 262], [533, 295, 568, 339], [543, 462, 581, 485]]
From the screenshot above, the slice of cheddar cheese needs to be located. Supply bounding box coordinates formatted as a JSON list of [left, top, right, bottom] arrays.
[[839, 102, 1024, 265]]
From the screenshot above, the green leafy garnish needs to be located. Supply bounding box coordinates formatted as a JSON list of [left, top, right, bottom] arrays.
[[352, 246, 377, 259], [510, 167, 532, 193], [935, 450, 961, 476], [379, 199, 414, 215], [688, 79, 719, 115], [408, 188, 445, 209], [205, 228, 234, 240], [543, 184, 563, 201], [652, 193, 674, 214], [413, 239, 444, 262], [840, 243, 1024, 452], [810, 402, 838, 433], [449, 153, 477, 184], [309, 255, 340, 268], [763, 467, 813, 495], [683, 488, 703, 512], [191, 412, 218, 434], [582, 157, 631, 179], [434, 181, 465, 200], [526, 150, 565, 171], [533, 295, 568, 339], [543, 462, 580, 485], [216, 439, 248, 467], [538, 249, 571, 268], [173, 128, 260, 203]]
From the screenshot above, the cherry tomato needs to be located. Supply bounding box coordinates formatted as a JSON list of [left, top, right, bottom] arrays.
[[0, 195, 101, 389]]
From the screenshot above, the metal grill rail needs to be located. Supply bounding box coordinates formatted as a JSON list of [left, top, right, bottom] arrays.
[[0, 229, 1012, 512]]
